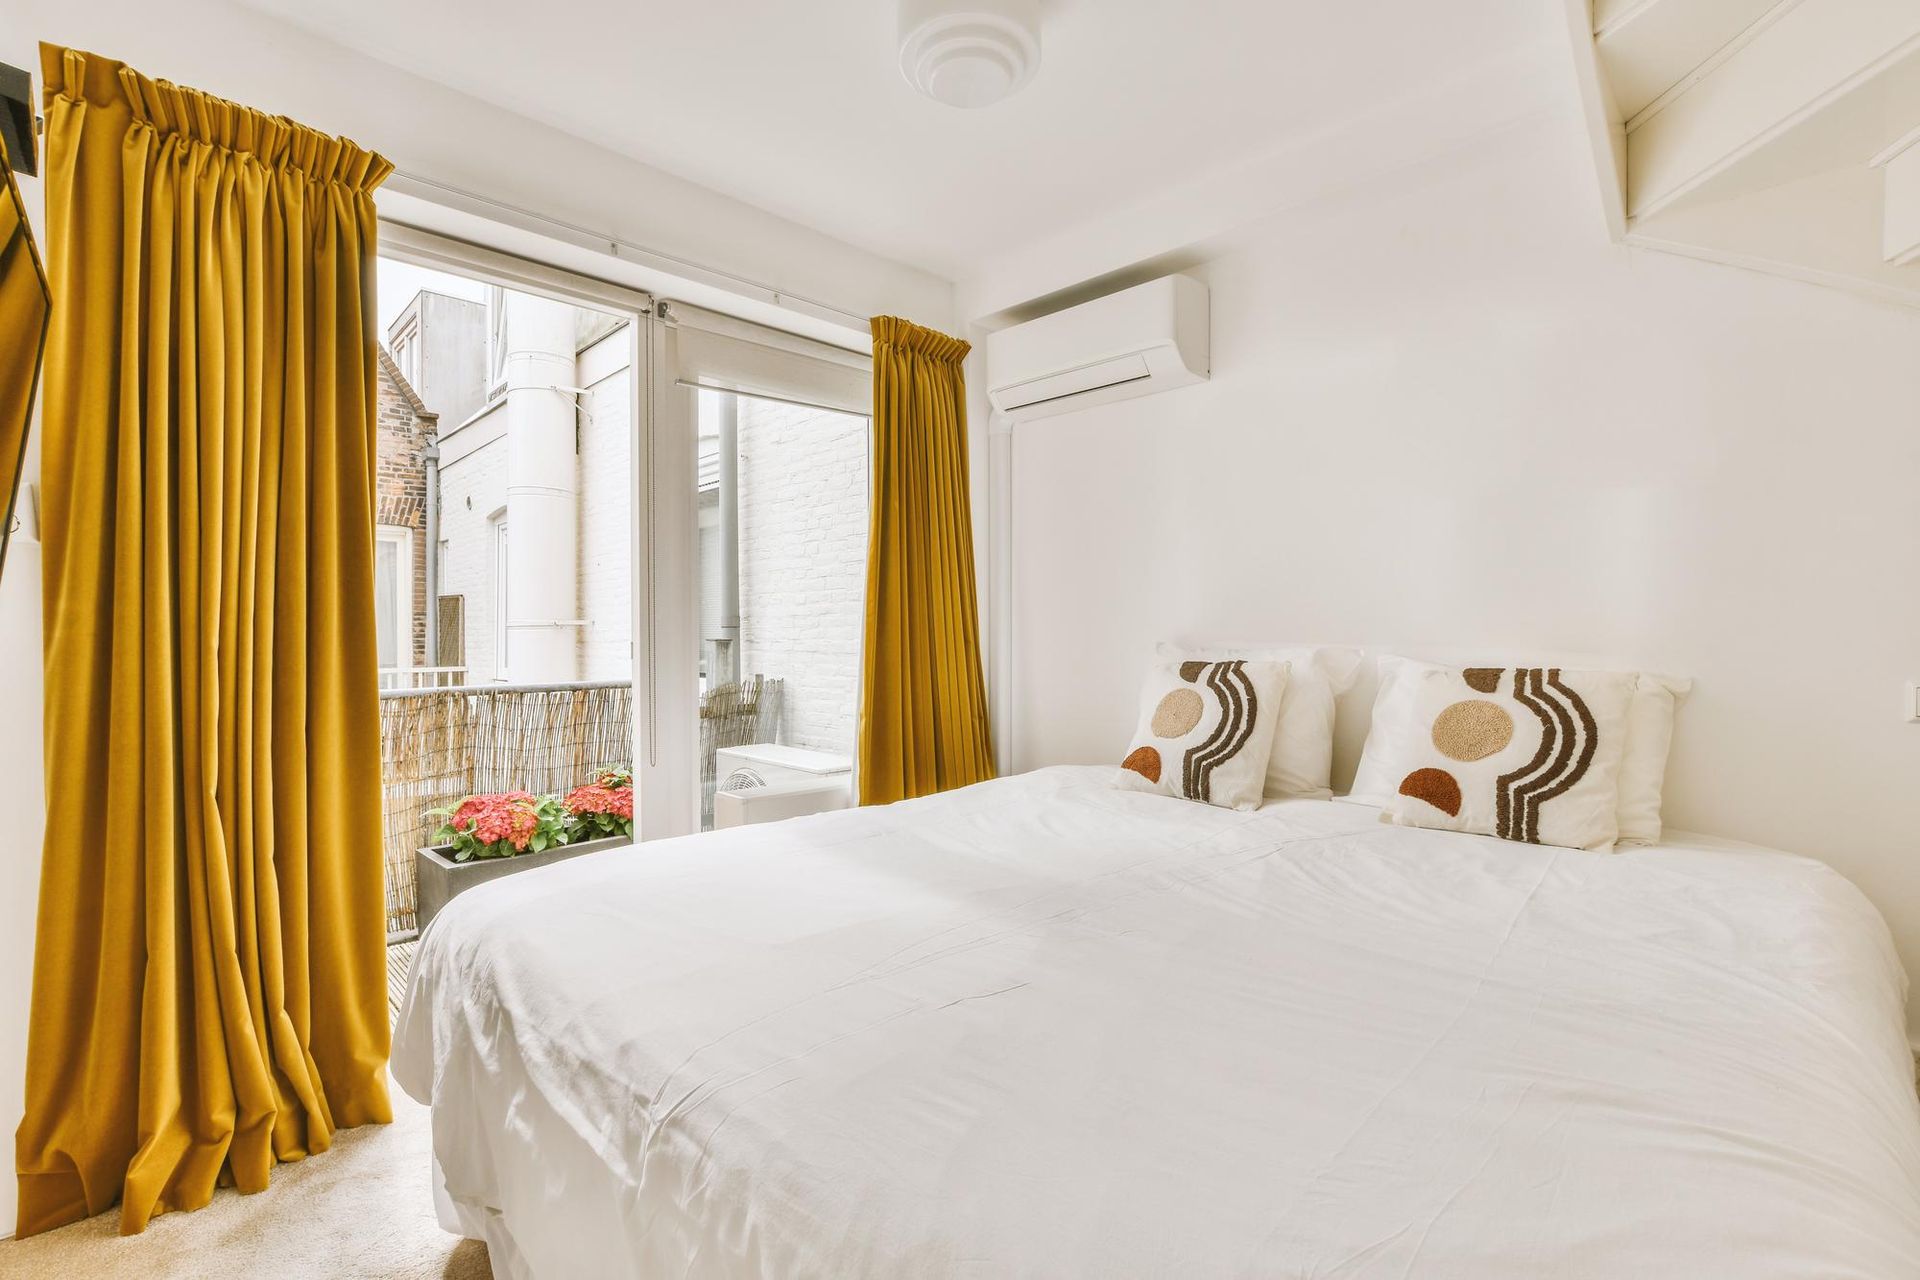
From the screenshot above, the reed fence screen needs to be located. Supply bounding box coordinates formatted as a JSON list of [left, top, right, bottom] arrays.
[[699, 675, 784, 828], [379, 680, 632, 939], [379, 676, 783, 938]]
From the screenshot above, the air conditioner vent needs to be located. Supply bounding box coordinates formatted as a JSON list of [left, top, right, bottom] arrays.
[[987, 275, 1208, 423]]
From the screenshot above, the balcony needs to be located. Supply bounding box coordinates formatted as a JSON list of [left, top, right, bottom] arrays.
[[379, 676, 782, 937]]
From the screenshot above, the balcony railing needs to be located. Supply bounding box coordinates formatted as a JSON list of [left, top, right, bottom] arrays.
[[379, 675, 783, 939], [379, 665, 469, 691]]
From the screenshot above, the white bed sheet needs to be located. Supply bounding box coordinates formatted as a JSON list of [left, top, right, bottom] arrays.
[[393, 766, 1920, 1279]]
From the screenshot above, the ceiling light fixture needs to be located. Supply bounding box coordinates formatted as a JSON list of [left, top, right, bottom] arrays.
[[898, 0, 1041, 109]]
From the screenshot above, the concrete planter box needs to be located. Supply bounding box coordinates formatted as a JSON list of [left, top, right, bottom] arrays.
[[415, 832, 633, 934]]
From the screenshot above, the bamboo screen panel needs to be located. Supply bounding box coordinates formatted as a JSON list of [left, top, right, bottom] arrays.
[[379, 680, 633, 939], [699, 675, 785, 829]]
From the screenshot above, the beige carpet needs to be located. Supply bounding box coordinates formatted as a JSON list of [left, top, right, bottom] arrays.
[[0, 1086, 488, 1280], [1, 943, 489, 1280]]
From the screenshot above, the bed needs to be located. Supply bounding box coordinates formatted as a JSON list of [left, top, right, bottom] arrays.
[[392, 765, 1920, 1278]]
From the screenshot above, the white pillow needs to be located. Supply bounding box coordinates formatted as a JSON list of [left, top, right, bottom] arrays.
[[1116, 658, 1290, 811], [1350, 656, 1690, 845], [1156, 642, 1364, 799], [1615, 672, 1691, 846]]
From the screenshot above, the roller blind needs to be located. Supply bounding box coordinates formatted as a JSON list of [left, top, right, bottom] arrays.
[[667, 300, 871, 418]]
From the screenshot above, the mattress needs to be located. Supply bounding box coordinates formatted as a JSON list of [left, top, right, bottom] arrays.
[[392, 765, 1920, 1278]]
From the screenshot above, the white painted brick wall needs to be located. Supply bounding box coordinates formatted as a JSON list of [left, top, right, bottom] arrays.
[[576, 361, 632, 681], [436, 414, 508, 683], [438, 327, 633, 686], [736, 398, 869, 756]]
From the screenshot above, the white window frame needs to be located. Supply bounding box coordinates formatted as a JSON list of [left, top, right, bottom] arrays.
[[375, 524, 415, 674], [390, 315, 421, 387], [485, 284, 509, 402]]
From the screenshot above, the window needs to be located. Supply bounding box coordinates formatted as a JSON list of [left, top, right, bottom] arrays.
[[485, 285, 508, 401], [374, 525, 414, 673], [390, 316, 420, 387]]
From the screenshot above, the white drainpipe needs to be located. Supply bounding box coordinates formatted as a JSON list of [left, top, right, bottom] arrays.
[[715, 393, 741, 686], [503, 295, 581, 683]]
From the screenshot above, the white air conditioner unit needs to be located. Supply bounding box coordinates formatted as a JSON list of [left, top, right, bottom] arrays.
[[986, 274, 1208, 422], [712, 743, 853, 829]]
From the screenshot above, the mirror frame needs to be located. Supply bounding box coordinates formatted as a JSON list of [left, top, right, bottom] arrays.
[[0, 127, 50, 581]]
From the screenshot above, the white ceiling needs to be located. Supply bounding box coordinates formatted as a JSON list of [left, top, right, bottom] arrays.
[[241, 0, 1554, 281]]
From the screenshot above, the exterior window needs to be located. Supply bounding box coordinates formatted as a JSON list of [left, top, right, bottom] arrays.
[[391, 316, 421, 387], [374, 525, 414, 674], [485, 286, 508, 401]]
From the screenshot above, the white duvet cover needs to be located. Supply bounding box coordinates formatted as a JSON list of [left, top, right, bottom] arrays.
[[393, 766, 1920, 1279]]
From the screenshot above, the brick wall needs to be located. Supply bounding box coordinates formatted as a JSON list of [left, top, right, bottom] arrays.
[[736, 398, 869, 756], [374, 352, 435, 667]]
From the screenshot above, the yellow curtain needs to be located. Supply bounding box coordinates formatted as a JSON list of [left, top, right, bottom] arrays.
[[16, 45, 394, 1238], [858, 317, 994, 804], [0, 126, 52, 576]]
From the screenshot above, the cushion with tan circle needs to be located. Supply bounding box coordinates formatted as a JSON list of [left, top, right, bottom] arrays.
[[1350, 656, 1691, 848], [1154, 642, 1365, 800], [1373, 663, 1637, 851], [1115, 659, 1290, 811]]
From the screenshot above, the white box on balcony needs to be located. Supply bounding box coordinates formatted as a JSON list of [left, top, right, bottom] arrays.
[[713, 743, 853, 828]]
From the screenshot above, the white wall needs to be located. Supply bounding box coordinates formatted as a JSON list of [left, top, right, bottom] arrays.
[[576, 329, 634, 684], [0, 531, 45, 1239], [1004, 112, 1920, 1034], [430, 313, 634, 687], [737, 398, 869, 756], [436, 405, 508, 682], [0, 60, 46, 1232]]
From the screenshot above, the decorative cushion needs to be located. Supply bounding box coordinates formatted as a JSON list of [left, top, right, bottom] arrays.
[[1116, 659, 1290, 811], [1156, 643, 1363, 799], [1350, 657, 1689, 847], [1369, 662, 1638, 851]]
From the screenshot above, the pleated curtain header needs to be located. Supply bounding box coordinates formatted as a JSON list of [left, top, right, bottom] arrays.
[[42, 44, 392, 194], [871, 316, 970, 365]]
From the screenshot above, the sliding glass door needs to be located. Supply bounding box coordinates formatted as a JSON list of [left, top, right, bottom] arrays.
[[372, 226, 649, 936], [693, 388, 869, 828], [666, 305, 871, 832]]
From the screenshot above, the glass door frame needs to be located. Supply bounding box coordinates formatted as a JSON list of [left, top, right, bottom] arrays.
[[658, 301, 873, 834], [375, 223, 684, 833]]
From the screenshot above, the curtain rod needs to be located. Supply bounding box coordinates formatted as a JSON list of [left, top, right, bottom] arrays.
[[384, 168, 875, 333]]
